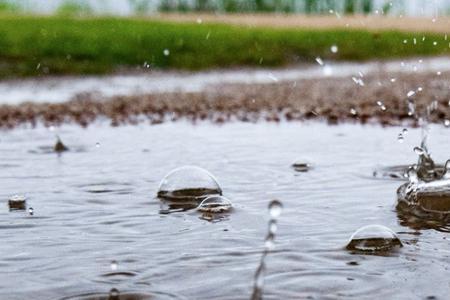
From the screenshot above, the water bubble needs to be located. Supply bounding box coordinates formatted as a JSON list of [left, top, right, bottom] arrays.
[[157, 166, 222, 201], [315, 57, 324, 66], [346, 225, 402, 253], [8, 195, 26, 211], [95, 142, 100, 148], [28, 207, 34, 216], [330, 45, 338, 53], [407, 90, 416, 98], [397, 133, 404, 143], [268, 200, 282, 219], [197, 195, 232, 213], [402, 128, 408, 134], [110, 260, 118, 271], [163, 49, 170, 56]]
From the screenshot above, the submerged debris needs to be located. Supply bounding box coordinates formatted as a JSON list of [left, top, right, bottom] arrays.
[[54, 135, 69, 153], [8, 194, 26, 211]]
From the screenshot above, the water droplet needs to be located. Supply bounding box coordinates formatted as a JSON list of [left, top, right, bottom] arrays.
[[28, 207, 34, 216], [346, 225, 402, 253], [197, 195, 232, 213], [157, 166, 222, 201], [407, 90, 416, 98], [398, 133, 404, 143], [403, 39, 408, 44], [444, 120, 450, 127], [109, 288, 120, 298], [268, 200, 282, 219], [8, 195, 26, 211], [291, 159, 312, 172], [110, 260, 118, 271], [330, 45, 338, 53], [315, 57, 324, 66], [433, 41, 438, 46], [350, 108, 357, 115], [414, 146, 425, 155], [402, 128, 408, 134], [417, 87, 423, 92], [163, 49, 170, 56]]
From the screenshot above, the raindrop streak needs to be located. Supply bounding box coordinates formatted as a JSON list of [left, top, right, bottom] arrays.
[[315, 57, 324, 66], [251, 200, 283, 300]]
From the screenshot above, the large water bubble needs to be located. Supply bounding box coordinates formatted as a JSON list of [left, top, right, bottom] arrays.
[[346, 225, 402, 254], [157, 166, 222, 202], [291, 158, 313, 172], [197, 195, 232, 213]]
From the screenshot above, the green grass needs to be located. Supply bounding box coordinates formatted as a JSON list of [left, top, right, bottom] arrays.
[[0, 15, 449, 78]]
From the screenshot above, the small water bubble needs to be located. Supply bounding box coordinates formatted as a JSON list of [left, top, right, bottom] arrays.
[[315, 57, 324, 66], [268, 200, 282, 219], [197, 195, 232, 213], [398, 133, 404, 143], [110, 260, 118, 271], [402, 128, 408, 134], [330, 45, 338, 53], [163, 49, 170, 56], [95, 142, 100, 148], [28, 207, 34, 216]]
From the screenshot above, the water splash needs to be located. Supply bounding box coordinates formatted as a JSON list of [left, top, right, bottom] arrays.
[[251, 200, 283, 300]]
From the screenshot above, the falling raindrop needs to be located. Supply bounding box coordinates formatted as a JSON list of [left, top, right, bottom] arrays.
[[437, 71, 442, 76], [95, 142, 100, 148], [269, 200, 283, 219], [323, 65, 333, 76], [390, 78, 396, 82], [407, 90, 416, 97], [444, 120, 450, 127], [346, 225, 402, 253], [403, 39, 407, 44], [251, 200, 283, 300], [402, 128, 408, 134], [414, 146, 425, 155], [398, 133, 404, 143], [330, 45, 338, 53], [110, 260, 118, 271], [350, 108, 357, 115], [28, 207, 34, 216], [433, 41, 438, 46], [315, 57, 324, 66], [163, 49, 170, 56], [417, 87, 423, 92]]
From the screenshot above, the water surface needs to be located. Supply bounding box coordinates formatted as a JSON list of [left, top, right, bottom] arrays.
[[1, 121, 449, 299]]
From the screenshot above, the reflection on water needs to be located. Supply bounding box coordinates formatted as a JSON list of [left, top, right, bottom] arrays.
[[1, 122, 450, 299]]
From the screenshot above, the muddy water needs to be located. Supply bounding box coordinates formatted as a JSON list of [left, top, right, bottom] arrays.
[[1, 57, 450, 104], [1, 121, 450, 299]]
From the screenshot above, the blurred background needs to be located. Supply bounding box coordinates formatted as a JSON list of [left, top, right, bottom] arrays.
[[1, 0, 449, 16]]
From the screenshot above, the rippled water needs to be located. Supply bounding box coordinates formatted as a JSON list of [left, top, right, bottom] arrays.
[[1, 121, 450, 299]]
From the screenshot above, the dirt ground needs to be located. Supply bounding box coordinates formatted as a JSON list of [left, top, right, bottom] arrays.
[[1, 70, 449, 129], [154, 13, 450, 33]]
